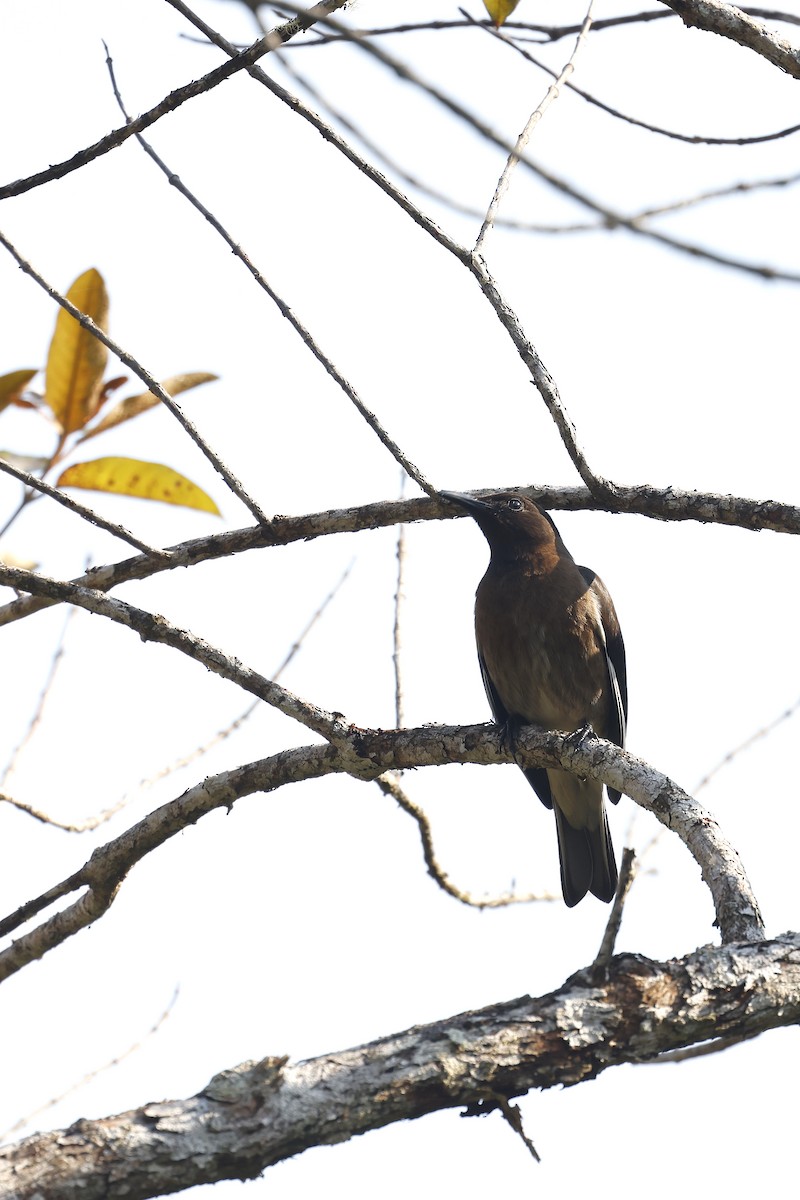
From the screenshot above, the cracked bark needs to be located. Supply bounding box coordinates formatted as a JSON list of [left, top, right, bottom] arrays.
[[1, 936, 797, 1200]]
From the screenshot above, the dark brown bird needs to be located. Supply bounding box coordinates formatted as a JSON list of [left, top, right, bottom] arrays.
[[441, 491, 627, 907]]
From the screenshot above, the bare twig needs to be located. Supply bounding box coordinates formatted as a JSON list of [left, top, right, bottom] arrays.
[[265, 6, 800, 283], [479, 13, 800, 146], [0, 564, 350, 745], [475, 1092, 541, 1162], [271, 11, 800, 46], [174, 7, 617, 497], [631, 170, 800, 219], [0, 451, 169, 558], [0, 987, 180, 1140], [0, 791, 127, 833], [1, 560, 355, 832], [376, 771, 557, 907], [593, 847, 637, 969], [469, 257, 619, 500], [0, 607, 78, 790], [0, 3, 350, 203], [473, 1, 596, 253], [693, 695, 800, 794], [102, 45, 432, 498], [392, 472, 407, 729]]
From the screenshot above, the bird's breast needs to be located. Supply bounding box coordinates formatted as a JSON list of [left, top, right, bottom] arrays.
[[475, 565, 610, 734]]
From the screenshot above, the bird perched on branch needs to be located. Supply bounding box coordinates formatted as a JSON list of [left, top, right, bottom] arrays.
[[441, 491, 627, 907]]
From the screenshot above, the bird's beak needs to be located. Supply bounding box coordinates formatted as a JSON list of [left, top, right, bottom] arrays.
[[440, 491, 492, 514]]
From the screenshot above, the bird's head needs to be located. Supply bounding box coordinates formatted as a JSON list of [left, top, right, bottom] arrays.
[[440, 491, 568, 564]]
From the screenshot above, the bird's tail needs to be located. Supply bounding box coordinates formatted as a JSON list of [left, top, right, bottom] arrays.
[[553, 797, 618, 908]]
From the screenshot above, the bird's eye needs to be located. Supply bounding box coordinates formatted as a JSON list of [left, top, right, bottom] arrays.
[[507, 498, 523, 511]]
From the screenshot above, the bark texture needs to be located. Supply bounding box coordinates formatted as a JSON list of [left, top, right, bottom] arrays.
[[2, 935, 797, 1200]]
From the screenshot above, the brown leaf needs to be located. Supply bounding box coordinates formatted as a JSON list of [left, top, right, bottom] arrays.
[[0, 369, 38, 415], [77, 372, 218, 444]]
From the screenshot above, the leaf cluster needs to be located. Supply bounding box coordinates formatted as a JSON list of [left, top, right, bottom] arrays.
[[0, 268, 219, 530]]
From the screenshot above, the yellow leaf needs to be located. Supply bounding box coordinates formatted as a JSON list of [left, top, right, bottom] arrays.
[[56, 456, 220, 515], [45, 268, 109, 434], [482, 0, 520, 25], [78, 372, 219, 444], [0, 369, 38, 414]]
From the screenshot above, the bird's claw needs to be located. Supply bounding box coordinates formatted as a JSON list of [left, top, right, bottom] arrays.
[[567, 721, 595, 748]]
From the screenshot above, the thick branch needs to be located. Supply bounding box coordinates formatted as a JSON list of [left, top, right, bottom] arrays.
[[0, 565, 346, 744], [660, 0, 800, 75], [0, 726, 763, 985], [1, 935, 797, 1200], [0, 483, 797, 628]]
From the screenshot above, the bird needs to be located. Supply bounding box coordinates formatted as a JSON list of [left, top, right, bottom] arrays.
[[441, 491, 627, 907]]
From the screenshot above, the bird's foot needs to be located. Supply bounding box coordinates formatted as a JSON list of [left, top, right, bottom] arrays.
[[565, 723, 595, 781], [567, 721, 595, 748], [500, 715, 527, 767]]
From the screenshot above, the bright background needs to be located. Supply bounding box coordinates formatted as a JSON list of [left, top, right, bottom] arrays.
[[1, 1, 798, 1196]]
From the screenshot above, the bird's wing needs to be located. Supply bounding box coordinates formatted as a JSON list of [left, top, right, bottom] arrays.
[[477, 648, 507, 726], [478, 649, 553, 810], [581, 568, 628, 805]]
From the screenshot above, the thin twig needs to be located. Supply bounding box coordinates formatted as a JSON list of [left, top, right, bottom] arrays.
[[478, 11, 800, 147], [1, 606, 77, 789], [593, 847, 637, 970], [473, 0, 596, 253], [171, 6, 616, 498], [376, 771, 557, 907], [0, 451, 169, 558], [0, 1, 351, 202], [103, 43, 433, 498], [0, 791, 127, 833], [277, 9, 800, 46], [0, 564, 350, 745], [0, 987, 180, 1140], [265, 5, 800, 283], [693, 695, 800, 794], [392, 471, 407, 729], [0, 560, 354, 832], [0, 229, 269, 525], [475, 1092, 541, 1162]]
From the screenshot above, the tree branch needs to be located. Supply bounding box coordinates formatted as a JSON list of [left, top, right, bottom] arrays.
[[660, 0, 800, 75], [0, 484, 797, 627], [0, 725, 764, 984], [1, 935, 796, 1199], [0, 1, 351, 202], [0, 564, 348, 744]]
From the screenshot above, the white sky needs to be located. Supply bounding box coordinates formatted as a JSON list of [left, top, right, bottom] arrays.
[[1, 1, 798, 1197]]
